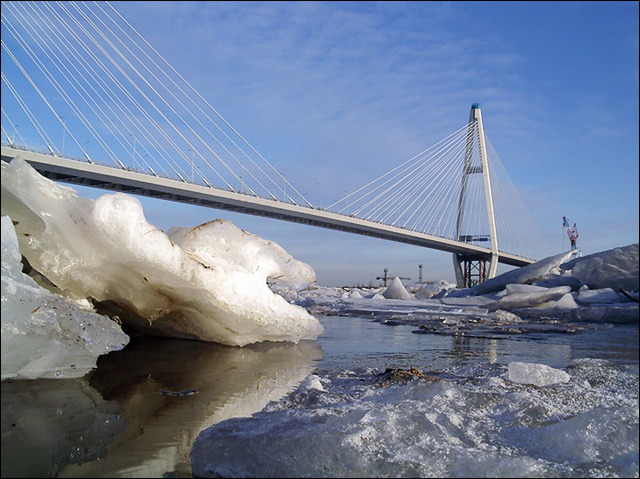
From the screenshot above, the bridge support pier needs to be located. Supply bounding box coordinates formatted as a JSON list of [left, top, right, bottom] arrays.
[[453, 253, 498, 289]]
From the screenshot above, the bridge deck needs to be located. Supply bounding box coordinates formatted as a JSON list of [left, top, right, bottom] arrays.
[[1, 146, 535, 267]]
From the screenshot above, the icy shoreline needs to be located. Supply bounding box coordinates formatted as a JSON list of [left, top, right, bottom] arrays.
[[1, 156, 638, 382], [285, 242, 638, 340]]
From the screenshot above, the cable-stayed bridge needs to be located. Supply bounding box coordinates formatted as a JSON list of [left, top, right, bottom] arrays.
[[1, 1, 549, 287]]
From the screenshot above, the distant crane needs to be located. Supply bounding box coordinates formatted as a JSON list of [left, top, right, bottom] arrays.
[[562, 216, 579, 251], [376, 268, 410, 287]]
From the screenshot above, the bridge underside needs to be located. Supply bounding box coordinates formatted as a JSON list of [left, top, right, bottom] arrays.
[[2, 146, 536, 269]]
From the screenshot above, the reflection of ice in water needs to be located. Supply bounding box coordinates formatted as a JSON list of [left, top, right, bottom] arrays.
[[0, 378, 125, 478], [191, 358, 639, 478], [1, 338, 322, 478]]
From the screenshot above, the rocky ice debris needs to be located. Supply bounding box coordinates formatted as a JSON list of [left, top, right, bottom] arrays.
[[1, 216, 129, 380], [508, 361, 571, 386]]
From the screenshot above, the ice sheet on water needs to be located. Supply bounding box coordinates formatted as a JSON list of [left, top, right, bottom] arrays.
[[446, 245, 637, 307], [289, 241, 638, 333], [546, 292, 580, 309], [498, 283, 554, 296], [1, 216, 129, 380], [532, 273, 585, 290], [511, 304, 640, 324], [485, 286, 572, 311], [440, 295, 496, 307], [561, 243, 639, 292], [191, 359, 639, 478], [576, 287, 625, 305]]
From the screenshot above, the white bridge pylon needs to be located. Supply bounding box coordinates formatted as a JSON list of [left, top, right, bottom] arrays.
[[454, 103, 499, 287]]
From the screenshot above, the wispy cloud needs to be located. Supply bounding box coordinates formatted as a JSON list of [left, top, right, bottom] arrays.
[[7, 1, 636, 284]]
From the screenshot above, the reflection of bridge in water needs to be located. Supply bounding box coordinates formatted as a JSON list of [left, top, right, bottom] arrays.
[[0, 1, 548, 287]]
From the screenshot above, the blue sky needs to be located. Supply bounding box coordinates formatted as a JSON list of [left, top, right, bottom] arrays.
[[5, 1, 640, 286]]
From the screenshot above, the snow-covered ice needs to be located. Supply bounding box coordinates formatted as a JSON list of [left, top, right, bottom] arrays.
[[459, 249, 579, 296], [292, 242, 638, 335], [382, 276, 413, 300], [561, 243, 639, 292], [191, 359, 638, 478], [485, 285, 573, 311], [1, 158, 323, 349]]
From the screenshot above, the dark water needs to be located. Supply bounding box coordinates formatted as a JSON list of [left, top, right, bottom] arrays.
[[1, 315, 638, 478], [318, 315, 640, 372]]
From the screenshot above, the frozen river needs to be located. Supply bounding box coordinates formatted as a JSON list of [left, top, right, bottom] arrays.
[[2, 314, 638, 478]]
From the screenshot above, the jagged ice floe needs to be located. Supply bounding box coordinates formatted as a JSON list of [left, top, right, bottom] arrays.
[[1, 157, 323, 379], [507, 361, 570, 386], [1, 216, 129, 380]]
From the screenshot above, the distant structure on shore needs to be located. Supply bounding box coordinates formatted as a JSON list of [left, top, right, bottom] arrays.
[[376, 268, 410, 287]]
